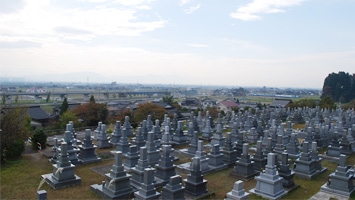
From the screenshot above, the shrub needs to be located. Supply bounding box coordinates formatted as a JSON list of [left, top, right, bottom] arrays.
[[5, 140, 25, 159], [31, 129, 47, 150]]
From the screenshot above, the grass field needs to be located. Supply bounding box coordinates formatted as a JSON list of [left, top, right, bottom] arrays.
[[2, 144, 355, 200]]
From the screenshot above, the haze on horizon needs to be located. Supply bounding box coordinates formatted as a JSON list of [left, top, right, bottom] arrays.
[[0, 0, 354, 89]]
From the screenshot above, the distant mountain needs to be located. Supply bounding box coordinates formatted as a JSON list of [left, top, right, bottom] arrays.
[[27, 72, 109, 83]]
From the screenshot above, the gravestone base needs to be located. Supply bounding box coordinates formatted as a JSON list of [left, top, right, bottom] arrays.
[[184, 179, 208, 197], [321, 183, 355, 198], [229, 170, 259, 181], [249, 188, 288, 200], [327, 146, 342, 157], [252, 157, 267, 172], [80, 157, 101, 165], [177, 162, 214, 175], [171, 141, 189, 147], [175, 148, 196, 157], [284, 183, 300, 192], [294, 170, 319, 180], [90, 184, 134, 200], [288, 153, 301, 159], [320, 154, 341, 163], [184, 190, 215, 200], [41, 173, 81, 190]]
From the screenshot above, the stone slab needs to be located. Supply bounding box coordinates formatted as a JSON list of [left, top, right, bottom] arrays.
[[42, 173, 81, 190], [184, 190, 215, 200], [90, 164, 112, 177], [309, 190, 349, 200]]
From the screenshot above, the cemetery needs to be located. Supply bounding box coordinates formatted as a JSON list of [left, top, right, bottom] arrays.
[[2, 106, 355, 200]]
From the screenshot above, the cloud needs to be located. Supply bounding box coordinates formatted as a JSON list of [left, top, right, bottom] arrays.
[[0, 40, 41, 48], [0, 0, 166, 44], [189, 44, 208, 48], [230, 0, 307, 21], [223, 39, 270, 52], [180, 0, 191, 6], [184, 4, 201, 14], [0, 0, 26, 13]]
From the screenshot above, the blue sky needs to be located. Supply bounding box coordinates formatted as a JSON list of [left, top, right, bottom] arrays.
[[0, 0, 354, 88]]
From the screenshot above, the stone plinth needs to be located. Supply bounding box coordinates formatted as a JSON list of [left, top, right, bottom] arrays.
[[293, 142, 318, 179], [211, 124, 225, 147], [225, 180, 249, 200], [124, 145, 139, 172], [155, 145, 176, 187], [184, 157, 208, 197], [97, 124, 110, 149], [146, 131, 160, 166], [252, 140, 267, 172], [249, 153, 288, 200], [222, 133, 237, 165], [278, 153, 295, 188], [122, 116, 134, 137], [62, 131, 81, 165], [131, 147, 152, 190], [109, 121, 121, 146], [134, 168, 160, 200], [172, 121, 188, 145], [230, 143, 258, 181], [90, 151, 134, 200], [321, 154, 355, 198], [37, 190, 47, 200], [78, 129, 101, 164], [42, 142, 81, 189], [161, 175, 185, 200], [134, 127, 146, 149]]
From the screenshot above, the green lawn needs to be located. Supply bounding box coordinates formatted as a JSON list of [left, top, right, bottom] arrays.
[[1, 146, 354, 199]]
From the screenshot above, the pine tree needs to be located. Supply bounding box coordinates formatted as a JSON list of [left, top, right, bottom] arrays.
[[89, 95, 95, 103], [46, 92, 51, 103], [60, 97, 69, 115]]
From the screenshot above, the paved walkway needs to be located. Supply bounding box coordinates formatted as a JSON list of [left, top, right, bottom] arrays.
[[308, 191, 348, 200]]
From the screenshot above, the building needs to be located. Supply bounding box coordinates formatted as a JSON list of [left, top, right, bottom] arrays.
[[218, 100, 238, 113], [28, 105, 50, 128], [180, 98, 201, 110], [238, 102, 258, 109], [200, 98, 217, 110], [269, 99, 293, 108]]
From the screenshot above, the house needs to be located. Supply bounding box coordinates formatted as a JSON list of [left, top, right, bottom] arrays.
[[28, 105, 50, 128], [201, 98, 217, 110], [218, 100, 238, 113], [269, 99, 293, 108], [238, 102, 258, 109], [180, 98, 201, 110], [53, 103, 81, 116], [152, 102, 178, 114]]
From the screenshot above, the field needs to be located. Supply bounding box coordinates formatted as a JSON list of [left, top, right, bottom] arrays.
[[1, 144, 355, 199]]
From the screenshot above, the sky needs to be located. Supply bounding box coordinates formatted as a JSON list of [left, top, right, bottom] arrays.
[[0, 0, 354, 88]]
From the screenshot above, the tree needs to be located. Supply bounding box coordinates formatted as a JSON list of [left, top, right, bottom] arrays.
[[31, 129, 47, 150], [46, 92, 51, 103], [59, 110, 78, 128], [89, 95, 96, 103], [135, 102, 167, 122], [342, 99, 355, 110], [1, 106, 31, 162], [60, 97, 69, 115], [319, 96, 336, 110], [15, 95, 19, 103], [72, 102, 108, 126], [202, 106, 219, 118], [2, 93, 6, 105], [163, 96, 174, 105], [287, 99, 316, 109], [321, 72, 354, 103]]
